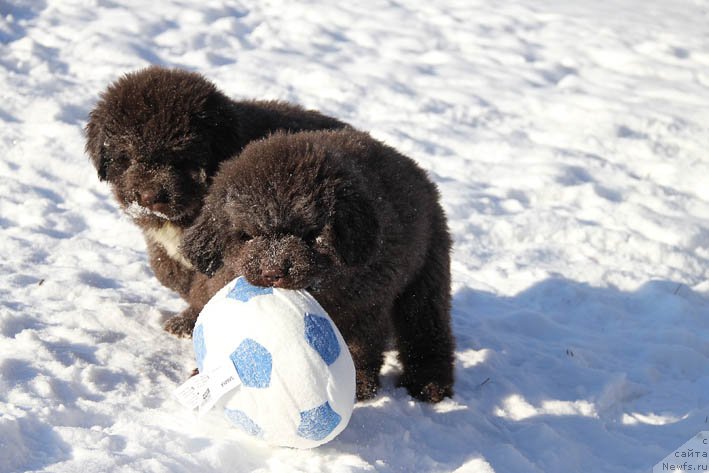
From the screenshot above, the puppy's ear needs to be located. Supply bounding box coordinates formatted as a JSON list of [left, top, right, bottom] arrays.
[[195, 91, 241, 163], [181, 207, 226, 277], [332, 186, 380, 266], [84, 113, 109, 181]]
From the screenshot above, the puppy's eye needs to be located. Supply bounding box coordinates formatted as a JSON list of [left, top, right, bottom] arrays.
[[303, 229, 319, 245], [238, 232, 252, 242], [191, 168, 207, 184], [103, 153, 130, 179], [99, 140, 110, 159]]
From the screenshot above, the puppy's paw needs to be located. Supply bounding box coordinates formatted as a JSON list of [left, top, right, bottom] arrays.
[[355, 369, 380, 402], [164, 308, 199, 338], [398, 375, 453, 403]]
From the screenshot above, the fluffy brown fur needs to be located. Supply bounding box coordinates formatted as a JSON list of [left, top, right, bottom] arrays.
[[84, 66, 348, 336], [181, 129, 455, 403]]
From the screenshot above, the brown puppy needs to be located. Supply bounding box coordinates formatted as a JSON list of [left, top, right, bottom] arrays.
[[84, 66, 348, 336], [181, 129, 455, 403]]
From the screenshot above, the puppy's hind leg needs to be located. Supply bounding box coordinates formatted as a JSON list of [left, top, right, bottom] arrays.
[[392, 215, 455, 403]]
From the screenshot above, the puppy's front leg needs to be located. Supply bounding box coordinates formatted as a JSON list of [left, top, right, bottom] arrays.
[[163, 268, 235, 338], [164, 305, 200, 338], [337, 309, 389, 401], [146, 238, 195, 299], [350, 349, 383, 401]]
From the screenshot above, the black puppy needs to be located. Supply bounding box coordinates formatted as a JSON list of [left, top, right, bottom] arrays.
[[84, 66, 348, 336], [182, 129, 455, 403]]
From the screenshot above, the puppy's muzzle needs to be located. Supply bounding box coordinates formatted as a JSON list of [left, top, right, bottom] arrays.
[[259, 261, 292, 287], [240, 235, 314, 289], [139, 188, 171, 214]]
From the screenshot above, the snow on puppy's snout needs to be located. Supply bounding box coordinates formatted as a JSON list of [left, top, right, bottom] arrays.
[[231, 235, 316, 290]]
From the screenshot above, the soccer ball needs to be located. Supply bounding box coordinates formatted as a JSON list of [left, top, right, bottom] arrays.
[[192, 277, 356, 448]]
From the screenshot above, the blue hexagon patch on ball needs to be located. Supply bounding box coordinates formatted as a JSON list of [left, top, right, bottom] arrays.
[[304, 313, 340, 365], [224, 408, 263, 438], [193, 324, 206, 372], [230, 338, 272, 388], [227, 277, 273, 302], [297, 401, 342, 441]]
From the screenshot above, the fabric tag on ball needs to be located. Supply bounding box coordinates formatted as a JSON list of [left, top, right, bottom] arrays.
[[173, 362, 241, 415]]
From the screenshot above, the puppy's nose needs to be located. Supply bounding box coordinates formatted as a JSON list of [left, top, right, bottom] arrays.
[[140, 189, 169, 208], [261, 267, 285, 283]]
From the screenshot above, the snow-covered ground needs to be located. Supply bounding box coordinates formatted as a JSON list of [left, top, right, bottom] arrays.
[[1, 0, 708, 471]]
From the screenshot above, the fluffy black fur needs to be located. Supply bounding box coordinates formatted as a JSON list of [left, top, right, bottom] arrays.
[[182, 129, 455, 403], [84, 66, 348, 336]]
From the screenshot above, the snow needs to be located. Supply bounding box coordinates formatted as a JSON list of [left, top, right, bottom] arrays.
[[1, 0, 708, 472]]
